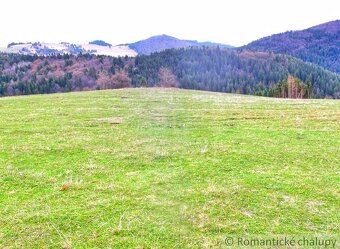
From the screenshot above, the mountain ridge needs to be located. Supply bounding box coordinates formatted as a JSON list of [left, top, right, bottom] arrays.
[[128, 34, 233, 55]]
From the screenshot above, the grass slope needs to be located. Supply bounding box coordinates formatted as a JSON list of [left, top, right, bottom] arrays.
[[0, 89, 339, 248]]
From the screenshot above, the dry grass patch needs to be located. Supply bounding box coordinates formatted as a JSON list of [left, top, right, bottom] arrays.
[[95, 117, 123, 124]]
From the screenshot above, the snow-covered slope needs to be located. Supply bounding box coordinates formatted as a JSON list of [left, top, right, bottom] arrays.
[[0, 42, 137, 57]]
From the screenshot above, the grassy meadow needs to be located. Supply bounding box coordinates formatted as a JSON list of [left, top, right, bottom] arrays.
[[0, 88, 339, 248]]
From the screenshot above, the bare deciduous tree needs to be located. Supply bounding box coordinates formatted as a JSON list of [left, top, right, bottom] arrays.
[[97, 70, 132, 89], [158, 67, 179, 88]]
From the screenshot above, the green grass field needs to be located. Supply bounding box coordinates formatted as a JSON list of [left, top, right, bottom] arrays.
[[0, 89, 339, 248]]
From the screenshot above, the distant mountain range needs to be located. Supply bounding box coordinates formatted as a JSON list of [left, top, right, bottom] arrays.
[[0, 35, 232, 57], [243, 20, 340, 73], [1, 20, 339, 73]]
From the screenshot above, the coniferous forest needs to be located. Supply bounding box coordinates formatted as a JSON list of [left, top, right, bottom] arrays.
[[131, 47, 339, 98], [0, 46, 339, 98]]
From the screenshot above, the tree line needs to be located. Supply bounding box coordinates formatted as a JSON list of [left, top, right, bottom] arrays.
[[0, 47, 339, 98]]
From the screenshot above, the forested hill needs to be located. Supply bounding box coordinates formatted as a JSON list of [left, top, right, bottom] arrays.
[[128, 34, 233, 55], [0, 47, 339, 98], [242, 20, 340, 73], [131, 47, 339, 98]]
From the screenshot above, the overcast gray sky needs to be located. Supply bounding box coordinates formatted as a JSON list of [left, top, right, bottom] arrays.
[[0, 0, 339, 47]]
